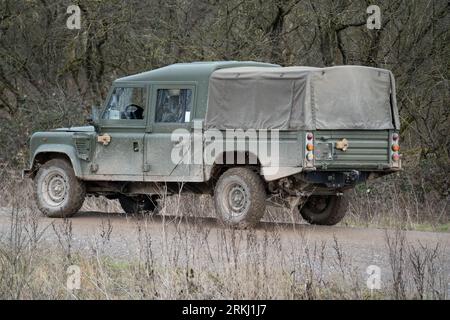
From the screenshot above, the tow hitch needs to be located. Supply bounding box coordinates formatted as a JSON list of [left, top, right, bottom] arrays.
[[344, 170, 360, 185]]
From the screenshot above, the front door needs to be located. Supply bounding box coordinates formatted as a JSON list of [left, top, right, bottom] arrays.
[[92, 84, 149, 179]]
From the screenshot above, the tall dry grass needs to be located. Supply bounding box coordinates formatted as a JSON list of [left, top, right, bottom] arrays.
[[344, 172, 449, 230], [0, 201, 448, 299], [0, 168, 448, 299]]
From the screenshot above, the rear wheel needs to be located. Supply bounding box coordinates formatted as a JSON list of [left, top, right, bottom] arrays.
[[299, 194, 348, 225], [119, 195, 159, 215], [34, 159, 86, 218], [214, 167, 266, 228]]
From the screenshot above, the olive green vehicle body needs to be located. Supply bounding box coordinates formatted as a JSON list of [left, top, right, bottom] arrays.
[[24, 61, 401, 197]]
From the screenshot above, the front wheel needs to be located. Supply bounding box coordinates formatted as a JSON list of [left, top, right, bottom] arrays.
[[214, 167, 266, 229], [299, 194, 348, 226], [34, 159, 86, 218]]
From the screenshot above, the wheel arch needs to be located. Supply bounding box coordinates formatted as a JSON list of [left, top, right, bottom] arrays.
[[206, 150, 262, 183], [27, 145, 82, 178]]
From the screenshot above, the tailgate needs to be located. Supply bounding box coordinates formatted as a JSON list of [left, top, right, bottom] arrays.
[[314, 130, 391, 170]]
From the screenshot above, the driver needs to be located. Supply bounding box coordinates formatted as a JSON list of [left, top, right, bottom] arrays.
[[123, 104, 144, 119]]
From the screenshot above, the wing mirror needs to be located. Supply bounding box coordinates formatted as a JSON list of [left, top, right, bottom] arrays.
[[86, 106, 100, 132]]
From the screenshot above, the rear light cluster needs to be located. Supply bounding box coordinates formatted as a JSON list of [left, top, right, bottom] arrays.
[[391, 133, 400, 162], [305, 132, 314, 164]]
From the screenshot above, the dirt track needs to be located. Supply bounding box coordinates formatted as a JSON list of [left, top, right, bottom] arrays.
[[1, 207, 449, 258], [0, 207, 449, 289]]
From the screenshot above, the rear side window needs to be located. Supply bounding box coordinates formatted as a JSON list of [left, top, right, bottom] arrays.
[[103, 87, 147, 120], [155, 89, 192, 123]]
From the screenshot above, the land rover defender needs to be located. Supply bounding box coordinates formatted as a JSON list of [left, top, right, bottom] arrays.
[[24, 61, 401, 228]]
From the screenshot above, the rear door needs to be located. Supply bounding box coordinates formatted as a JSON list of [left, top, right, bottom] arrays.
[[314, 130, 391, 170], [144, 83, 199, 180]]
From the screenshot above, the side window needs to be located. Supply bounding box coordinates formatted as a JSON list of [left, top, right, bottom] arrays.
[[102, 87, 147, 120], [155, 88, 192, 123]]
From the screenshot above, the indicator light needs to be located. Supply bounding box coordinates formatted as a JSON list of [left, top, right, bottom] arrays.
[[392, 144, 400, 152]]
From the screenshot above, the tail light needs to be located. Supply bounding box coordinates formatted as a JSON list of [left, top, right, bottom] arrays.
[[391, 132, 400, 163], [305, 132, 314, 165]]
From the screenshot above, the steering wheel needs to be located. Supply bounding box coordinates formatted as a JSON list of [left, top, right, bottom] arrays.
[[123, 104, 144, 119]]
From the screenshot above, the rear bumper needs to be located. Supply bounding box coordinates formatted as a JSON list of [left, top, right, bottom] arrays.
[[297, 170, 368, 188], [296, 165, 401, 189], [314, 161, 401, 171]]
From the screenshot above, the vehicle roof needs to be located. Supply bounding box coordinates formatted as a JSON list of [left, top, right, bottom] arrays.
[[114, 61, 280, 83]]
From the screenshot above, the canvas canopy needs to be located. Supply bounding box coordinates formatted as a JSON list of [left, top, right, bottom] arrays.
[[205, 65, 399, 130]]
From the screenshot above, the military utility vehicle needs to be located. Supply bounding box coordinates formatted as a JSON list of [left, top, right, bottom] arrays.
[[24, 61, 401, 228]]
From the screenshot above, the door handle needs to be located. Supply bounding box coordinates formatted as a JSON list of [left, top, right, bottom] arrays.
[[133, 141, 139, 152]]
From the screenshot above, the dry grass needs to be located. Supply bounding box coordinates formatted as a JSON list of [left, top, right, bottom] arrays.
[[343, 172, 449, 232], [0, 168, 449, 299], [0, 203, 448, 300]]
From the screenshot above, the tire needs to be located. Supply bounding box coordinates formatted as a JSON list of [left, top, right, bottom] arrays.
[[214, 167, 266, 228], [34, 158, 86, 218], [299, 194, 348, 226], [119, 195, 159, 215]]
